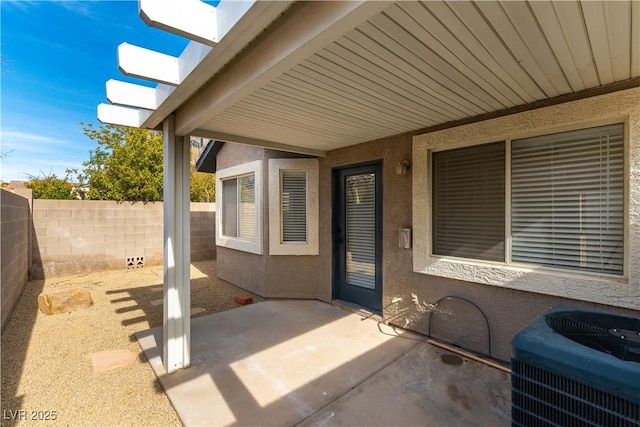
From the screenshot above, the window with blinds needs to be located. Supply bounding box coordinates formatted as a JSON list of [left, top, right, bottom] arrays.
[[511, 124, 624, 275], [432, 142, 505, 262], [281, 171, 307, 243], [431, 123, 625, 276], [268, 158, 318, 256], [222, 178, 238, 237], [222, 173, 256, 240]]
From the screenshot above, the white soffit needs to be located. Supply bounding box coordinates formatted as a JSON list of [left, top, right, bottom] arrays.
[[194, 0, 640, 152], [195, 1, 640, 154], [100, 0, 640, 154]]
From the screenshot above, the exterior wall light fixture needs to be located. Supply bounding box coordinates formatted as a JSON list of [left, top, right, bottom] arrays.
[[396, 159, 410, 176]]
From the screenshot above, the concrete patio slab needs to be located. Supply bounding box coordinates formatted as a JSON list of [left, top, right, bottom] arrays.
[[299, 341, 511, 426], [135, 300, 511, 426]]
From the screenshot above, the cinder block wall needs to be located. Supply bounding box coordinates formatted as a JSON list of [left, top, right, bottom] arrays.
[[191, 202, 216, 261], [32, 200, 215, 279], [1, 189, 30, 333]]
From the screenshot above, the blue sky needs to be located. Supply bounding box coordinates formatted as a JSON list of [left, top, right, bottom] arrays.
[[0, 0, 190, 182]]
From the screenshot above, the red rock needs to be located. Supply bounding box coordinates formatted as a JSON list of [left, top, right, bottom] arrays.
[[234, 294, 253, 305]]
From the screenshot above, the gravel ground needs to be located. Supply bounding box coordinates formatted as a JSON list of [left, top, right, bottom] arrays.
[[1, 260, 263, 426]]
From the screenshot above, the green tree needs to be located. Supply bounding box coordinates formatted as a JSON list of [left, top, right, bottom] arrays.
[[79, 124, 164, 202], [190, 155, 216, 203], [25, 171, 76, 200], [79, 124, 215, 202]]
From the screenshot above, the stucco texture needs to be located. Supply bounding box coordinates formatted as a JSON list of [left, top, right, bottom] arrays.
[[413, 87, 640, 311], [317, 90, 640, 361], [215, 143, 320, 298], [215, 88, 640, 362]]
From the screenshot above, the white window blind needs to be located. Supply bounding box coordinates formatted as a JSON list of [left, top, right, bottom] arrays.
[[346, 173, 376, 289], [222, 178, 238, 237], [222, 174, 256, 240], [268, 158, 318, 256], [238, 174, 256, 240], [432, 142, 505, 262], [281, 171, 307, 243], [511, 124, 624, 275]]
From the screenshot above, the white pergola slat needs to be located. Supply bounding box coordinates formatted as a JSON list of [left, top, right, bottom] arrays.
[[106, 79, 158, 110], [118, 43, 182, 86], [97, 0, 640, 373], [139, 0, 218, 46], [97, 103, 152, 128], [141, 1, 292, 130]]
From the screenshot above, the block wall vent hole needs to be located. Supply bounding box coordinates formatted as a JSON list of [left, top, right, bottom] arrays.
[[126, 256, 144, 269]]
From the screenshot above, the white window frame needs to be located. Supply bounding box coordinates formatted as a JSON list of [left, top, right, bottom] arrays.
[[413, 89, 640, 309], [268, 158, 319, 256], [216, 160, 263, 255]]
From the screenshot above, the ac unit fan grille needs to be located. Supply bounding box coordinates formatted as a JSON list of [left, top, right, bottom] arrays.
[[512, 359, 640, 427]]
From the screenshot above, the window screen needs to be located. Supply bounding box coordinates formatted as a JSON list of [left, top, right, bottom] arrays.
[[432, 142, 505, 262], [238, 174, 256, 240], [511, 124, 624, 274], [281, 171, 307, 243], [222, 179, 238, 237], [222, 174, 256, 240]]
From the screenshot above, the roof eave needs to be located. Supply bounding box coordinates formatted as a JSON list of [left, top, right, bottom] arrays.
[[141, 1, 294, 131]]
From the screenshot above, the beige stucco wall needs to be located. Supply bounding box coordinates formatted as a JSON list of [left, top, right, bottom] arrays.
[[1, 189, 30, 333], [215, 143, 320, 298], [413, 86, 640, 311], [32, 200, 216, 279], [317, 120, 639, 361], [214, 88, 640, 362], [317, 133, 414, 304]]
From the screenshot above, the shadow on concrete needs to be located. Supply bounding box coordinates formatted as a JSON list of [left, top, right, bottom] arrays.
[[103, 260, 263, 341], [135, 300, 511, 426]]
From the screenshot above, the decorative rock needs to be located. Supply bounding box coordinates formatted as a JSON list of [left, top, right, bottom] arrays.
[[234, 294, 253, 305], [37, 288, 93, 315], [191, 307, 206, 316], [85, 349, 138, 373]]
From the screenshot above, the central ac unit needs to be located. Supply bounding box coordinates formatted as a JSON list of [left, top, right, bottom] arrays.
[[511, 303, 640, 426]]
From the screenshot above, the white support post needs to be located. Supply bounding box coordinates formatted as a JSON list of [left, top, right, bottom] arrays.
[[163, 114, 191, 374]]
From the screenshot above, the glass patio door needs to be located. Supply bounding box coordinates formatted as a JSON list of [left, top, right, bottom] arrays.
[[333, 162, 382, 312]]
